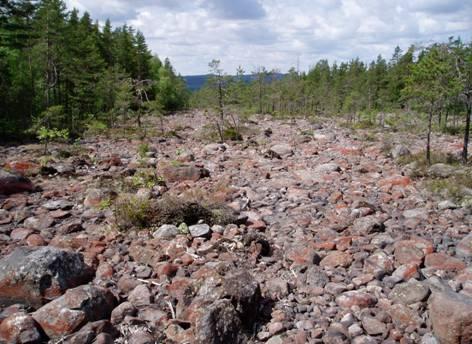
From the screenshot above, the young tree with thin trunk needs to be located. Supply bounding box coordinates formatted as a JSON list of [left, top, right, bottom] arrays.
[[208, 59, 226, 142], [450, 38, 472, 163], [403, 44, 461, 165]]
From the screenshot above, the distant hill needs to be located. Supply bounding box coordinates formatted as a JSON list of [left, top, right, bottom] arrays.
[[183, 73, 285, 91]]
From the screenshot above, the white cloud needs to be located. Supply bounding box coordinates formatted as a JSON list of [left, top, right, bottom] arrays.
[[65, 0, 472, 75]]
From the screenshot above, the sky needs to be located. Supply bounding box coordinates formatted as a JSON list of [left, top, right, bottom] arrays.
[[65, 0, 472, 75]]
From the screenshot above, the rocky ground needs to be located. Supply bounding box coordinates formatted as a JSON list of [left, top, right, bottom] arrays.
[[0, 111, 471, 344]]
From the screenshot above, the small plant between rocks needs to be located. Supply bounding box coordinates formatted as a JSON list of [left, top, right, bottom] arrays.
[[114, 195, 152, 230]]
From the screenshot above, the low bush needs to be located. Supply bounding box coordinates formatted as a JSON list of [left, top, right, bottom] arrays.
[[114, 195, 152, 230], [138, 142, 149, 158], [149, 194, 238, 227], [427, 171, 472, 202]]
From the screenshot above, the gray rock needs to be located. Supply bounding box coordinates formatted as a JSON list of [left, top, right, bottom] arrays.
[[195, 299, 242, 344], [348, 323, 364, 337], [428, 163, 457, 178], [269, 143, 294, 158], [0, 246, 94, 308], [352, 216, 385, 235], [403, 208, 429, 219], [390, 279, 430, 305], [189, 224, 211, 238], [421, 333, 440, 344], [110, 302, 136, 325], [153, 224, 179, 239], [42, 200, 73, 210], [438, 200, 458, 210], [352, 335, 378, 344], [128, 285, 153, 307], [62, 320, 119, 344], [222, 270, 261, 328], [315, 163, 341, 174], [266, 335, 284, 344], [391, 145, 411, 159], [457, 233, 472, 258], [361, 316, 386, 336], [128, 329, 155, 344]]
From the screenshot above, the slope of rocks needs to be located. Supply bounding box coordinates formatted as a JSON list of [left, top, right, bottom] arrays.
[[0, 112, 471, 344]]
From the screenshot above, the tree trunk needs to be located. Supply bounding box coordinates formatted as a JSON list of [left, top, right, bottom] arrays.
[[462, 97, 471, 164], [217, 80, 224, 142], [259, 82, 263, 114], [426, 110, 433, 165], [444, 108, 449, 130]]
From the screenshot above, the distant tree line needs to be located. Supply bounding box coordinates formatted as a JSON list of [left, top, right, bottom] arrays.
[[0, 0, 189, 140], [192, 39, 471, 163]]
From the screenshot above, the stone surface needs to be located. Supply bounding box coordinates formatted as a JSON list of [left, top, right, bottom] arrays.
[[0, 246, 94, 308], [0, 111, 470, 343], [390, 279, 430, 305], [189, 224, 211, 238], [428, 163, 457, 178], [0, 312, 43, 343], [194, 299, 242, 344], [152, 224, 179, 239], [269, 143, 294, 158], [0, 169, 34, 195], [456, 233, 472, 258], [162, 165, 210, 182], [320, 251, 353, 268], [336, 291, 377, 309], [429, 290, 472, 344], [32, 284, 117, 338]]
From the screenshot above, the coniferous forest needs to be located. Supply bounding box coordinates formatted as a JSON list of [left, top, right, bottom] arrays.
[[0, 0, 189, 140], [192, 41, 471, 163]]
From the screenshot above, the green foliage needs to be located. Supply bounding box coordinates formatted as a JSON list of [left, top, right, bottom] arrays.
[[222, 127, 243, 141], [35, 125, 69, 154], [149, 195, 238, 227], [114, 195, 152, 230], [98, 198, 112, 210], [130, 169, 163, 189], [427, 171, 472, 202], [0, 0, 186, 139], [138, 142, 149, 158], [85, 119, 108, 136]]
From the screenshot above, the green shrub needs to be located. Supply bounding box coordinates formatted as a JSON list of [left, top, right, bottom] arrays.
[[150, 195, 238, 227], [114, 195, 152, 230], [427, 171, 472, 202], [138, 142, 150, 158], [36, 126, 69, 154], [85, 120, 108, 136], [223, 127, 243, 141], [130, 169, 164, 189]]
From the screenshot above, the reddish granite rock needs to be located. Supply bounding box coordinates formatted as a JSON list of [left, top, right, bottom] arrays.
[[0, 312, 43, 343], [336, 291, 377, 309], [425, 253, 466, 272], [0, 169, 34, 195], [32, 285, 117, 338], [429, 290, 472, 344], [320, 251, 353, 268], [393, 238, 433, 267], [287, 246, 321, 266], [161, 165, 210, 183]]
